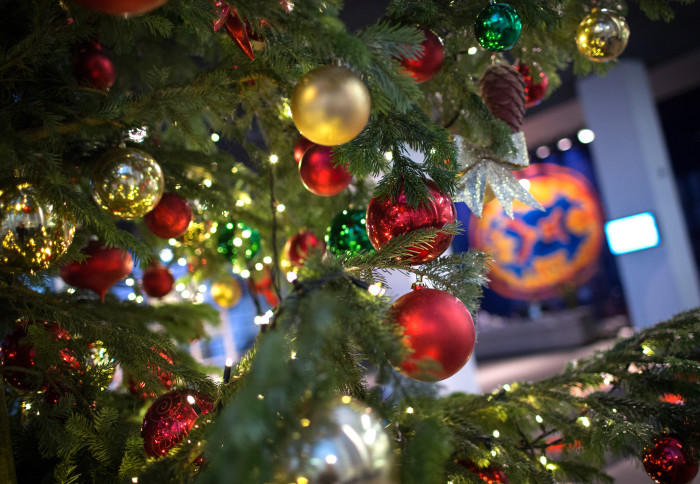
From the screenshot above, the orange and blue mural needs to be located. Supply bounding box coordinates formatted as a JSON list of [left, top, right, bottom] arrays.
[[469, 163, 604, 301]]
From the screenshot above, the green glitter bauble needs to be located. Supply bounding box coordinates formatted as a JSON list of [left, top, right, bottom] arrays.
[[216, 221, 261, 262], [474, 3, 522, 51], [326, 209, 373, 256]]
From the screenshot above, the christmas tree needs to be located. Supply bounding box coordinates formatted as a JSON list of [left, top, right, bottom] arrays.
[[1, 0, 700, 483]]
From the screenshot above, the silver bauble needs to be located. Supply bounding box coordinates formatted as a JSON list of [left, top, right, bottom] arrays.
[[283, 397, 395, 484]]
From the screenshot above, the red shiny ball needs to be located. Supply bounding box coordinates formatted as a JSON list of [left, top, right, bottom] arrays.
[[249, 265, 279, 306], [294, 134, 316, 165], [643, 435, 699, 484], [399, 29, 445, 83], [388, 287, 475, 382], [284, 231, 325, 267], [60, 240, 133, 301], [72, 43, 115, 90], [299, 145, 352, 196], [141, 388, 213, 458], [70, 0, 167, 16], [0, 321, 77, 391], [142, 263, 174, 298], [515, 63, 548, 108], [366, 180, 456, 264], [144, 193, 193, 239]]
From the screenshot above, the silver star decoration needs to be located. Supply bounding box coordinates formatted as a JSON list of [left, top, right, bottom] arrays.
[[453, 133, 543, 218]]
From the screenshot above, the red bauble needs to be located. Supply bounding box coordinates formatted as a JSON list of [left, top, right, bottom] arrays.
[[399, 28, 445, 83], [294, 134, 316, 164], [643, 435, 699, 484], [141, 388, 214, 458], [462, 461, 509, 483], [515, 63, 548, 108], [70, 0, 167, 16], [366, 180, 456, 264], [0, 321, 77, 391], [60, 240, 133, 301], [72, 43, 116, 90], [299, 145, 352, 197], [128, 349, 173, 400], [142, 263, 174, 298], [144, 193, 193, 239], [249, 265, 279, 306], [284, 231, 325, 267], [388, 286, 475, 382]]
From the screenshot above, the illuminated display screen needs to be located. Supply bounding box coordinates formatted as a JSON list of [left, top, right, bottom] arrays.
[[605, 212, 660, 255]]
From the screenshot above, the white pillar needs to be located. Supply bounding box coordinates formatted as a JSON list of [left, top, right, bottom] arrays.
[[577, 61, 700, 328]]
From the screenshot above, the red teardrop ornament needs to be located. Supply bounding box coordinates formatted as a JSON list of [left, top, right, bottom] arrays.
[[60, 241, 133, 301]]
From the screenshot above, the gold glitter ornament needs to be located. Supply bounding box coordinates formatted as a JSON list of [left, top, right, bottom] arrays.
[[182, 220, 213, 245], [91, 147, 164, 219], [210, 276, 242, 308], [576, 8, 630, 62], [291, 65, 371, 146], [0, 183, 75, 271]]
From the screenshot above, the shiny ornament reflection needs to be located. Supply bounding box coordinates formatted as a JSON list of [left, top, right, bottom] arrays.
[[217, 221, 261, 262], [144, 193, 193, 239], [388, 286, 475, 382], [285, 231, 325, 267], [141, 388, 213, 458], [299, 145, 352, 196], [474, 3, 522, 51], [0, 183, 75, 271], [91, 147, 164, 219], [576, 8, 630, 62], [366, 180, 456, 265], [210, 277, 243, 308], [60, 240, 133, 301], [642, 434, 699, 484], [0, 321, 77, 391], [327, 209, 373, 256], [399, 29, 444, 83], [291, 65, 371, 146], [142, 263, 174, 298], [284, 397, 395, 484]]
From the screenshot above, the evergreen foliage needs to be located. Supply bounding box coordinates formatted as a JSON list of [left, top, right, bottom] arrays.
[[0, 0, 698, 482]]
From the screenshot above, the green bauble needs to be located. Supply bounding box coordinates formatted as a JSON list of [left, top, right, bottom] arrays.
[[326, 209, 373, 256], [475, 3, 522, 51], [216, 221, 261, 262]]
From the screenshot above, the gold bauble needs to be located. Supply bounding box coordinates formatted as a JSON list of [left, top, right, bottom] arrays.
[[0, 183, 75, 270], [91, 147, 164, 219], [210, 277, 242, 308], [182, 221, 212, 245], [576, 8, 630, 62], [290, 65, 371, 146]]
